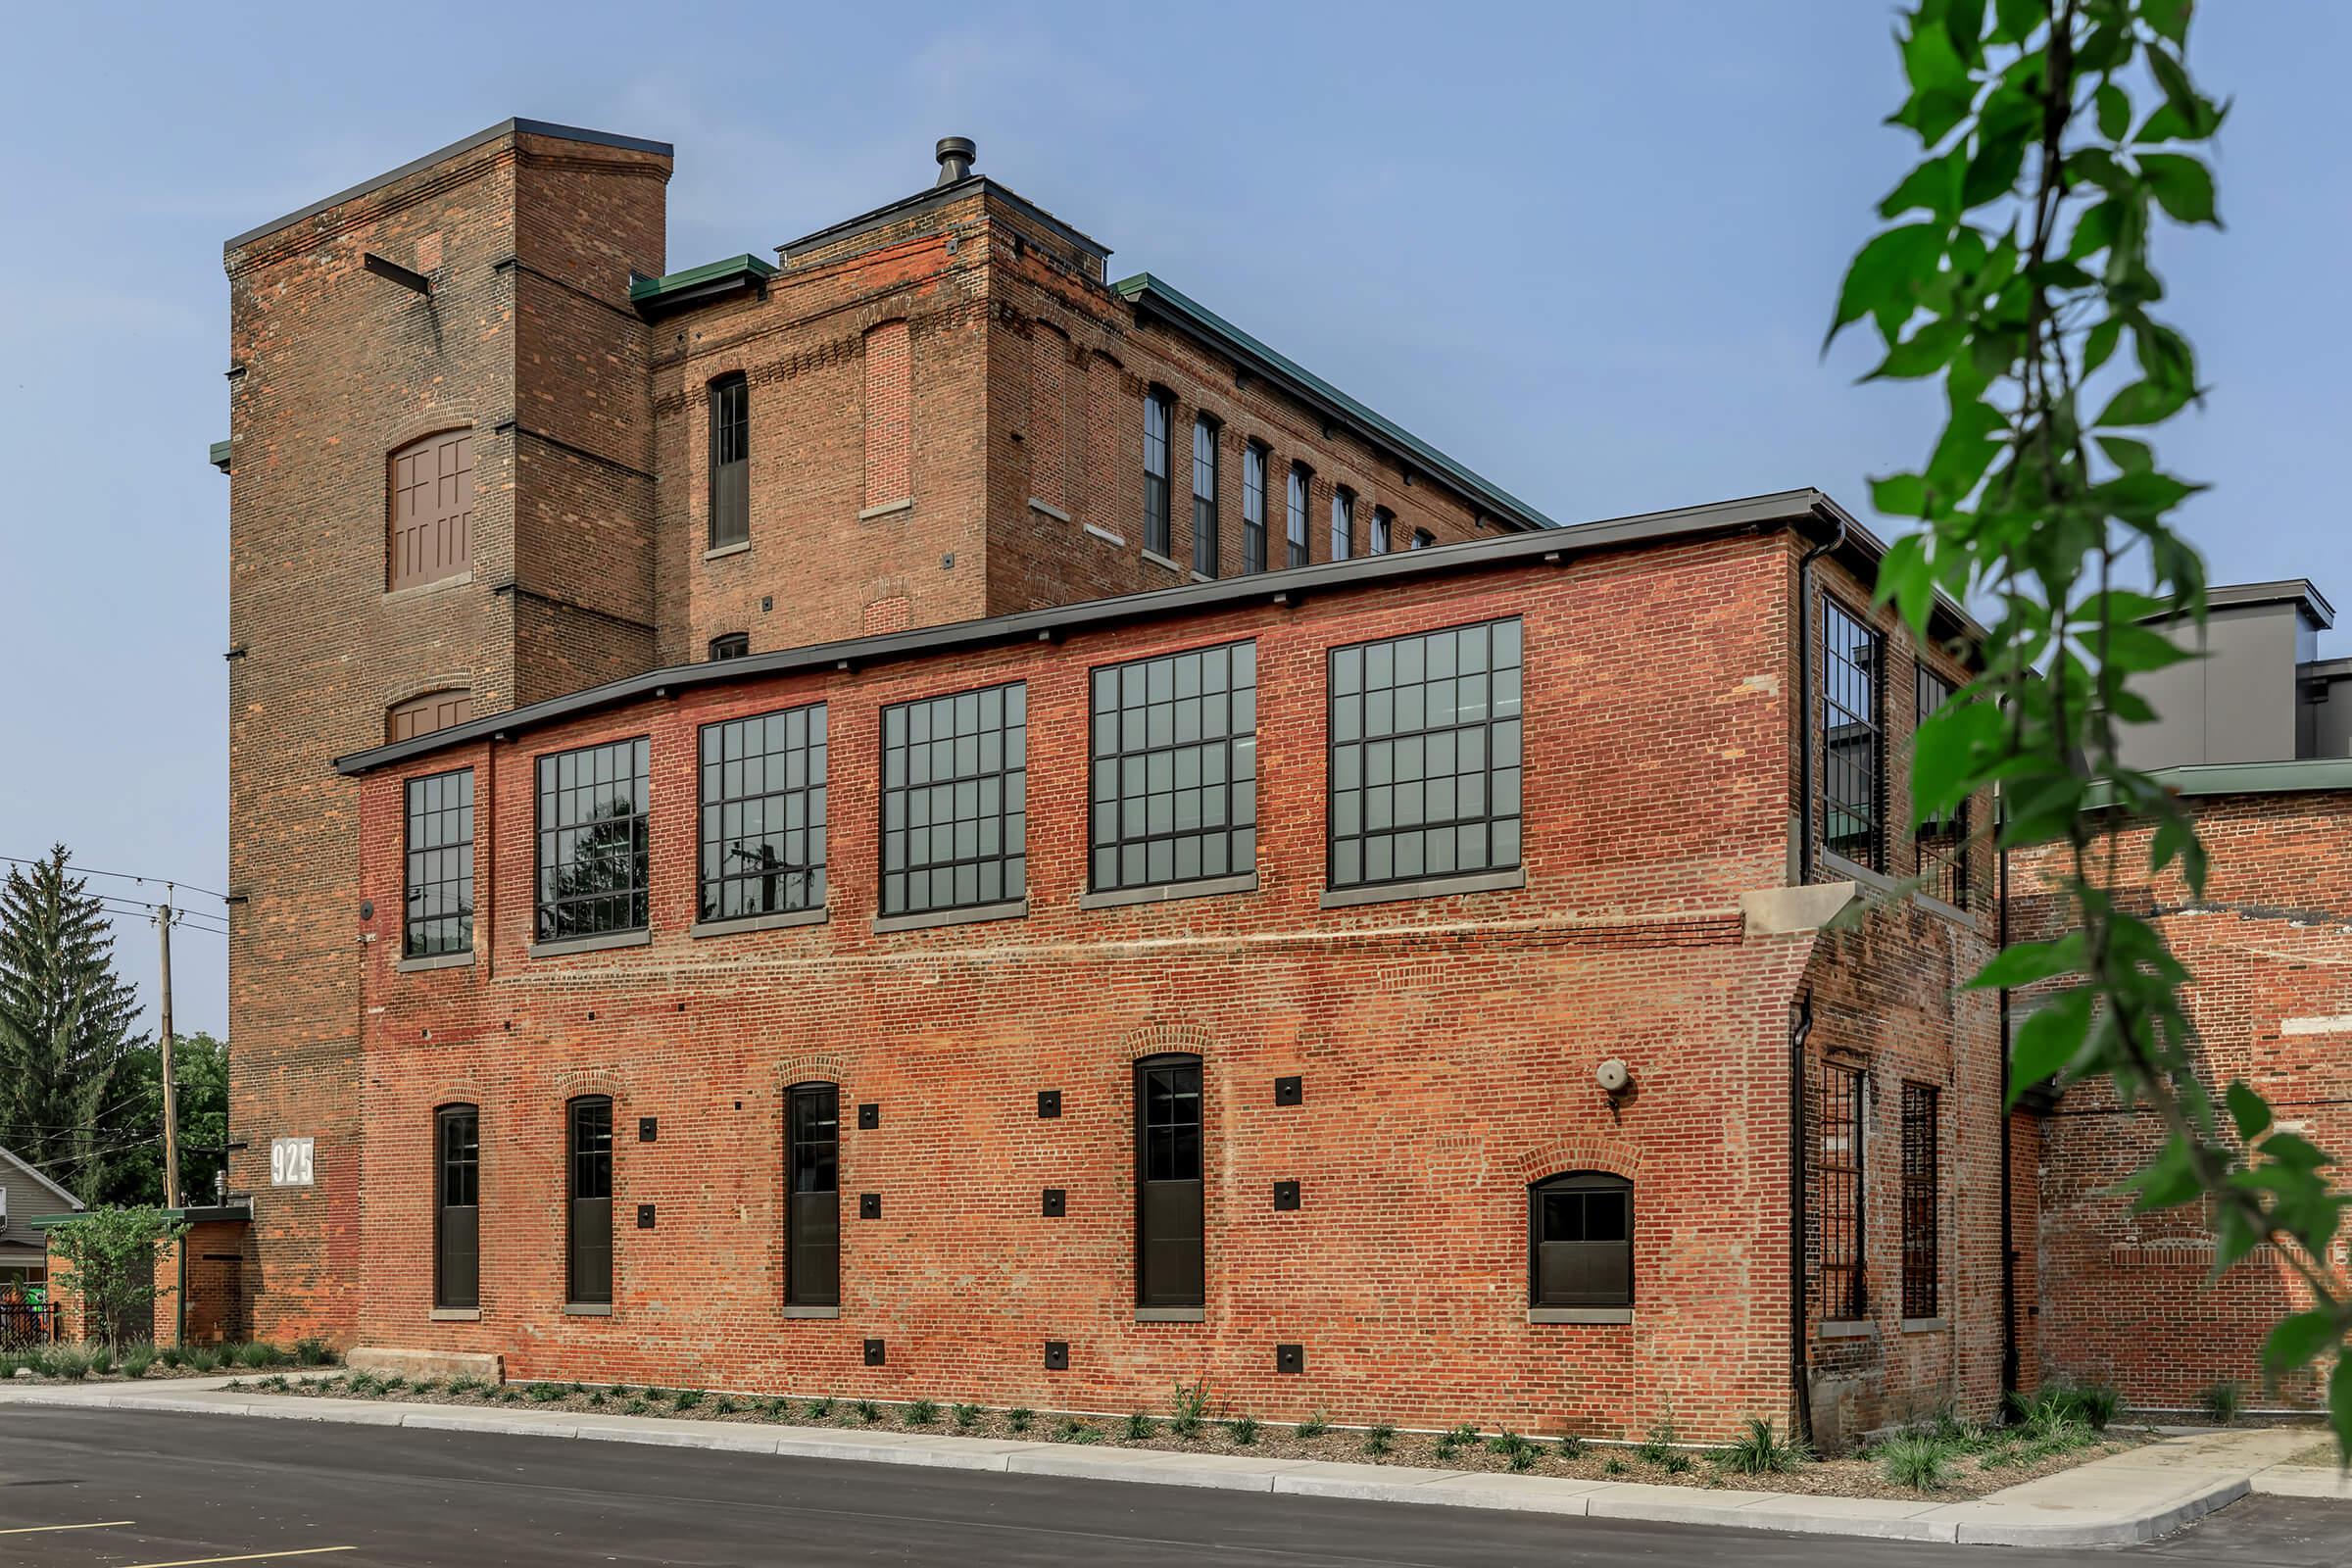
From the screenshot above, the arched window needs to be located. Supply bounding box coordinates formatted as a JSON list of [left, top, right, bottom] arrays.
[[434, 1104, 479, 1311], [1135, 1054, 1204, 1312], [388, 429, 473, 591], [1529, 1171, 1632, 1309], [388, 688, 473, 743], [566, 1097, 612, 1308], [785, 1082, 840, 1310]]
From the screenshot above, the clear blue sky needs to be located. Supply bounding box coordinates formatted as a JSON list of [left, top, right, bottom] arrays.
[[1, 2, 2342, 1039]]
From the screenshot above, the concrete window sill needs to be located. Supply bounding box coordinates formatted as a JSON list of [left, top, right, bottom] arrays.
[[1913, 892, 1981, 930], [782, 1305, 841, 1320], [564, 1303, 613, 1317], [528, 928, 652, 958], [1141, 549, 1184, 574], [1077, 873, 1256, 910], [872, 899, 1026, 935], [693, 907, 827, 939], [1191, 570, 1214, 584], [383, 571, 474, 604], [703, 541, 752, 562], [429, 1308, 480, 1322], [1027, 498, 1071, 523], [397, 950, 475, 974], [1135, 1307, 1204, 1323], [1320, 866, 1526, 910], [1528, 1306, 1634, 1325], [1901, 1316, 1949, 1335], [1082, 522, 1127, 548], [858, 498, 913, 522], [1820, 1319, 1880, 1340], [1818, 850, 1897, 895]]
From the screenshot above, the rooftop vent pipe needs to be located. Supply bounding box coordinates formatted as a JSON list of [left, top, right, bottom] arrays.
[[935, 136, 977, 186]]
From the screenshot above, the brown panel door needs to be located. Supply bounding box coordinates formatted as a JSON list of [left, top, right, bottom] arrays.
[[389, 430, 474, 591]]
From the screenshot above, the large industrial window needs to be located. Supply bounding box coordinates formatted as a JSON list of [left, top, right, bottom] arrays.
[[1330, 486, 1354, 561], [1913, 663, 1969, 906], [566, 1097, 613, 1307], [1143, 390, 1174, 558], [1820, 596, 1886, 872], [880, 683, 1027, 917], [1369, 506, 1394, 555], [700, 705, 828, 923], [388, 429, 472, 591], [1286, 464, 1310, 567], [786, 1082, 840, 1308], [1089, 641, 1257, 893], [534, 738, 652, 943], [403, 768, 474, 958], [1529, 1172, 1633, 1308], [1135, 1054, 1204, 1310], [434, 1104, 479, 1311], [709, 375, 750, 550], [1192, 416, 1220, 577], [1329, 617, 1524, 890], [1241, 442, 1269, 574], [1901, 1082, 1939, 1320], [1816, 1064, 1868, 1321]]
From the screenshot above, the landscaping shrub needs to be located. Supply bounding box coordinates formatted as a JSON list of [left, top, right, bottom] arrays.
[[902, 1398, 939, 1427], [951, 1402, 981, 1431], [1602, 1455, 1628, 1477], [260, 1373, 290, 1393], [120, 1346, 156, 1380], [293, 1338, 335, 1367], [1168, 1377, 1212, 1439], [85, 1346, 116, 1377], [1006, 1406, 1033, 1434], [1225, 1415, 1259, 1446], [1294, 1410, 1330, 1440], [183, 1348, 223, 1375], [1362, 1422, 1396, 1457], [347, 1371, 383, 1397], [587, 1391, 609, 1408], [411, 1379, 440, 1396], [1552, 1432, 1585, 1459], [806, 1396, 834, 1421], [526, 1383, 564, 1403], [2198, 1382, 2244, 1426], [1876, 1433, 1955, 1492], [1434, 1422, 1481, 1459], [1659, 1451, 1692, 1476], [624, 1397, 651, 1416], [1488, 1431, 1538, 1467], [853, 1398, 881, 1425], [1718, 1416, 1809, 1475], [710, 1395, 741, 1415], [1635, 1417, 1679, 1467], [1122, 1411, 1157, 1441], [1053, 1416, 1101, 1445], [233, 1342, 285, 1369], [448, 1376, 487, 1396], [674, 1389, 705, 1411]]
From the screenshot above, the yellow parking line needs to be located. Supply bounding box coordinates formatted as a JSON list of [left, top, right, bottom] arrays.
[[0, 1520, 133, 1534], [119, 1549, 354, 1568]]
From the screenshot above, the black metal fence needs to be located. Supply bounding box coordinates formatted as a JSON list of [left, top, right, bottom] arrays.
[[0, 1285, 58, 1349]]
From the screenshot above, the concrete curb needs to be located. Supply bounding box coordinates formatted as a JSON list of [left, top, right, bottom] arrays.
[[0, 1386, 2287, 1545]]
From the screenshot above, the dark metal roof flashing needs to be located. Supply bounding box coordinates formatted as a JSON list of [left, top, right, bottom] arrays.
[[335, 489, 1977, 778]]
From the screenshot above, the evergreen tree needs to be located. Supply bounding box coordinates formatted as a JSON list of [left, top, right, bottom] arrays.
[[0, 846, 144, 1202]]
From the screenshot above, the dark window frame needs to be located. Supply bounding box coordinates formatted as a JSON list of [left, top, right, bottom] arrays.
[[1285, 464, 1311, 567], [1191, 415, 1220, 577], [1240, 441, 1269, 574], [1819, 594, 1886, 873], [403, 766, 474, 958], [709, 374, 750, 551], [698, 703, 829, 923], [1528, 1171, 1633, 1308], [434, 1102, 479, 1311], [1912, 662, 1969, 906], [533, 737, 653, 944], [709, 633, 750, 661], [1087, 640, 1258, 894], [1369, 506, 1394, 555], [1900, 1081, 1939, 1320], [877, 681, 1027, 917], [1330, 486, 1354, 561], [566, 1096, 613, 1307], [1134, 1053, 1205, 1309], [1410, 527, 1436, 551], [1143, 388, 1174, 558], [785, 1081, 840, 1308], [1816, 1063, 1868, 1321]]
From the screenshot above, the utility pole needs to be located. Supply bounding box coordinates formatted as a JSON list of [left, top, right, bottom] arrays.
[[158, 899, 181, 1210]]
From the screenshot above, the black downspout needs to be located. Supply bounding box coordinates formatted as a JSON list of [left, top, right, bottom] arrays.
[[1998, 796, 2020, 1407]]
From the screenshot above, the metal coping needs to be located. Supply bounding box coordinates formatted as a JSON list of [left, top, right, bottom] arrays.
[[226, 119, 673, 253], [2189, 579, 2337, 629], [776, 175, 1110, 266]]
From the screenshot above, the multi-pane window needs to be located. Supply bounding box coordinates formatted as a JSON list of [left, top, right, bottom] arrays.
[[699, 705, 828, 923], [1192, 416, 1220, 577], [566, 1097, 612, 1307], [1530, 1172, 1633, 1308], [435, 1104, 479, 1311], [786, 1082, 840, 1308], [1901, 1082, 1939, 1320], [1328, 618, 1524, 890], [1369, 506, 1394, 555], [1142, 390, 1173, 557], [1913, 664, 1969, 906], [1816, 1064, 1867, 1321], [1330, 486, 1354, 561], [709, 375, 749, 550], [1820, 596, 1886, 872], [1135, 1054, 1204, 1309], [534, 738, 652, 943], [1089, 642, 1257, 893], [1286, 465, 1310, 567], [403, 768, 473, 958], [880, 683, 1027, 916], [709, 633, 750, 661], [1241, 442, 1268, 574]]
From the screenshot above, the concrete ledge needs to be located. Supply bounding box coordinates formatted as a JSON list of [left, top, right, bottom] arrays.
[[1007, 1446, 1304, 1492], [858, 499, 913, 521], [1077, 873, 1256, 910], [527, 928, 651, 958], [1027, 498, 1071, 523], [346, 1347, 504, 1384], [2252, 1465, 2352, 1499], [1741, 880, 1860, 936], [871, 899, 1026, 935], [1319, 867, 1525, 909], [693, 907, 826, 938], [397, 950, 474, 973]]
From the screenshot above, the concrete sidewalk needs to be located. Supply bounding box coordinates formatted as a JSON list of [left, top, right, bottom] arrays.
[[0, 1377, 2328, 1546]]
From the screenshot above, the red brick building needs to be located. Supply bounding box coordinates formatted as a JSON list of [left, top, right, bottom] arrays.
[[216, 119, 2021, 1445]]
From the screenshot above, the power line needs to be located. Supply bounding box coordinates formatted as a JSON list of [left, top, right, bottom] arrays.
[[0, 853, 230, 906]]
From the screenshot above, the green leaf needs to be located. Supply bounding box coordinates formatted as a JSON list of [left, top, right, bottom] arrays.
[[2096, 377, 2195, 428], [1880, 147, 1968, 220], [2263, 1311, 2337, 1377], [1873, 473, 1930, 518], [1891, 86, 1977, 148], [1965, 122, 2034, 207], [2227, 1082, 2274, 1142], [1826, 223, 1946, 350], [2095, 82, 2131, 141], [1913, 697, 2005, 820], [2125, 1136, 2205, 1211], [1989, 0, 2040, 44], [2145, 43, 2222, 140], [2143, 0, 2194, 46], [2011, 988, 2093, 1100], [2095, 470, 2201, 520], [2260, 1132, 2331, 1173], [2097, 436, 2155, 473], [1970, 934, 2084, 992], [2083, 316, 2123, 373], [2098, 621, 2196, 674], [1901, 14, 1971, 95], [2139, 153, 2220, 225], [1867, 316, 1967, 379]]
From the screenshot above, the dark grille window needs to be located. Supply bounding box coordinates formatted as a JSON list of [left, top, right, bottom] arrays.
[[1329, 617, 1524, 890], [435, 1104, 479, 1311], [1330, 487, 1354, 561], [1901, 1082, 1939, 1320], [1816, 1064, 1867, 1321], [1241, 442, 1268, 574], [699, 705, 828, 922], [1089, 642, 1257, 892], [880, 683, 1026, 916], [1530, 1172, 1633, 1308], [1913, 664, 1969, 906], [710, 374, 749, 550], [1820, 596, 1885, 872], [534, 738, 652, 943], [1143, 391, 1173, 558], [403, 767, 473, 958], [1192, 416, 1219, 577], [567, 1097, 612, 1306], [710, 633, 750, 661], [1136, 1054, 1203, 1308], [1286, 465, 1310, 567], [787, 1083, 840, 1308], [1370, 506, 1394, 555]]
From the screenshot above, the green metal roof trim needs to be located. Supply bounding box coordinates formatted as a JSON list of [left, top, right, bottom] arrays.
[[1112, 273, 1559, 533], [209, 439, 231, 473], [2085, 758, 2352, 808], [629, 253, 779, 312]]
